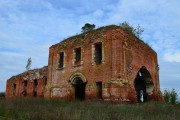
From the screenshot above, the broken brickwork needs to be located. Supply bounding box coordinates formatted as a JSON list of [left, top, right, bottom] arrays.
[[6, 25, 163, 103], [6, 66, 47, 98]]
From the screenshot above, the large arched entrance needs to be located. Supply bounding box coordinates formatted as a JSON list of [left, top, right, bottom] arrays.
[[72, 77, 86, 100], [134, 66, 154, 103]]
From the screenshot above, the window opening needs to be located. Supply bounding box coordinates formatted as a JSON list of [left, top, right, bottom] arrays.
[[59, 52, 64, 68], [33, 79, 38, 97], [75, 48, 81, 65], [13, 84, 16, 96], [23, 81, 27, 97], [95, 43, 102, 64], [45, 78, 47, 86]]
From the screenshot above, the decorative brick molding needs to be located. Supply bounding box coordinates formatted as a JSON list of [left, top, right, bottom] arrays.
[[6, 25, 163, 103]]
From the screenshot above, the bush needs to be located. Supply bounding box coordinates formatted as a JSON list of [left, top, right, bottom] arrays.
[[81, 23, 95, 33], [163, 89, 170, 103], [170, 89, 178, 104], [0, 92, 5, 98], [119, 21, 144, 39], [163, 89, 178, 104]]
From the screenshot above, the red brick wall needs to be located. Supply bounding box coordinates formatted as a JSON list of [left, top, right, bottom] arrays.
[[6, 67, 47, 98], [45, 26, 162, 102], [6, 26, 162, 103]]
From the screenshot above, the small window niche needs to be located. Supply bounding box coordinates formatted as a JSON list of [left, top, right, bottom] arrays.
[[59, 52, 64, 68], [23, 81, 27, 97], [33, 79, 38, 97], [44, 78, 47, 86], [13, 83, 16, 96], [74, 48, 81, 66], [96, 82, 102, 99], [95, 43, 102, 65]]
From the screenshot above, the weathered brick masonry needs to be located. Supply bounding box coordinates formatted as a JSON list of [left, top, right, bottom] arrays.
[[6, 66, 47, 98], [6, 25, 163, 103]]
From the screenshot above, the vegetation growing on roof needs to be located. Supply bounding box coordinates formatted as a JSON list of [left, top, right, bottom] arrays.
[[55, 23, 152, 51], [81, 23, 95, 33], [119, 21, 144, 39], [9, 76, 17, 83], [72, 37, 86, 47], [56, 25, 118, 46], [57, 43, 67, 50], [8, 66, 47, 82]]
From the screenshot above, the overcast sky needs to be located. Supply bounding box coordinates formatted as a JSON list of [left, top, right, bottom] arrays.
[[0, 0, 180, 96]]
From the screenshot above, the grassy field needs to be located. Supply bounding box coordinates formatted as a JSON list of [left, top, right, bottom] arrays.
[[0, 98, 179, 120]]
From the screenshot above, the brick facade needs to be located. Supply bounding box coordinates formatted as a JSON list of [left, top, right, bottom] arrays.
[[6, 25, 163, 103], [6, 66, 47, 98]]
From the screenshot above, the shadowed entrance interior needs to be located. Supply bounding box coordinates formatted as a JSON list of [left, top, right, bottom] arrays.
[[72, 77, 86, 100], [33, 79, 38, 97], [134, 66, 154, 103], [96, 82, 102, 99]]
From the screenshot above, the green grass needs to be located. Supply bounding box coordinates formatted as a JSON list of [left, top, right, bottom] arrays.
[[0, 98, 179, 120]]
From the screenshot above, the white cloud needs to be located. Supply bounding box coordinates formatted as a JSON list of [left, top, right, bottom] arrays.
[[104, 0, 180, 61], [93, 9, 104, 18], [164, 50, 180, 62], [0, 0, 180, 97], [159, 61, 180, 96]]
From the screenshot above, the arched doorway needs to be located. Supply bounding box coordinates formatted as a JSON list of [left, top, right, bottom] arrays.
[[134, 66, 154, 103], [72, 77, 86, 100]]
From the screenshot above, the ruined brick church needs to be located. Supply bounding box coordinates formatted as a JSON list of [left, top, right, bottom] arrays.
[[6, 25, 163, 103]]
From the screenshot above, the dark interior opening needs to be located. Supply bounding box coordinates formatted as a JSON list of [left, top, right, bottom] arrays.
[[134, 72, 147, 103], [75, 48, 81, 64], [95, 43, 102, 65], [44, 78, 47, 86], [96, 82, 102, 99], [23, 81, 27, 97], [73, 77, 86, 100], [13, 84, 16, 96], [59, 52, 64, 68], [134, 67, 154, 103], [33, 79, 38, 97]]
